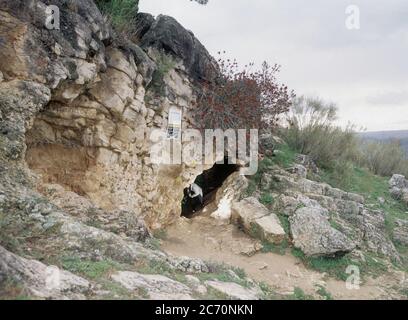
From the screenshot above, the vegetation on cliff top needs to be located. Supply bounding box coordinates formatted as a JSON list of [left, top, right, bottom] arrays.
[[95, 0, 139, 30]]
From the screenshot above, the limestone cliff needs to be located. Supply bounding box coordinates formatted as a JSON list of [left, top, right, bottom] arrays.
[[0, 0, 216, 230]]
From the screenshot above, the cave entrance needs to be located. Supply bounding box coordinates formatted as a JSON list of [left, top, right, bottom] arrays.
[[181, 157, 239, 218]]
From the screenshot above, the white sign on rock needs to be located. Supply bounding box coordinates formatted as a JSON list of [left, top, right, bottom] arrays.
[[167, 107, 182, 139]]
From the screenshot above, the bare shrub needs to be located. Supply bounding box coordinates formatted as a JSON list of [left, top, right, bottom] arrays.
[[357, 140, 408, 177], [280, 96, 359, 169]]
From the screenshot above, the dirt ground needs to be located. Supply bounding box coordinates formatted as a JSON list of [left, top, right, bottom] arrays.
[[162, 210, 404, 300]]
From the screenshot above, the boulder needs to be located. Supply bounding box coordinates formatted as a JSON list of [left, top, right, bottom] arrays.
[[205, 280, 261, 300], [360, 209, 400, 261], [288, 164, 308, 179], [0, 245, 90, 299], [389, 174, 407, 190], [289, 207, 355, 257], [393, 219, 408, 245], [389, 174, 408, 205], [111, 271, 192, 300], [231, 197, 285, 244]]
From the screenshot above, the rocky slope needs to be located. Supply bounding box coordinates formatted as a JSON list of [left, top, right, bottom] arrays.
[[1, 0, 407, 300]]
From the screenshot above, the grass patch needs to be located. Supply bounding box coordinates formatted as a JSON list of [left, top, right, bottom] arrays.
[[198, 262, 251, 288], [97, 280, 144, 300], [316, 285, 333, 300], [261, 239, 289, 256], [245, 143, 296, 196], [135, 259, 174, 277], [147, 51, 176, 96], [291, 248, 389, 282], [320, 166, 408, 248], [278, 214, 290, 234], [0, 278, 31, 300], [290, 287, 314, 300], [273, 143, 297, 168], [95, 0, 139, 31], [61, 257, 122, 280], [258, 281, 279, 300], [259, 193, 274, 206]]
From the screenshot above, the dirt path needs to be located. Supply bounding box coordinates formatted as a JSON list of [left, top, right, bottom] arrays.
[[162, 211, 399, 300]]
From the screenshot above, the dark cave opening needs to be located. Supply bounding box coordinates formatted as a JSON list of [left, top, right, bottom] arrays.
[[181, 157, 240, 218]]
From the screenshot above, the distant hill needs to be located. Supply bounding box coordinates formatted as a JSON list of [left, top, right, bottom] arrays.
[[358, 130, 408, 156]]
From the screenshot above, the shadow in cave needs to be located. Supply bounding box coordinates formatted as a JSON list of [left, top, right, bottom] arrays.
[[181, 157, 239, 218]]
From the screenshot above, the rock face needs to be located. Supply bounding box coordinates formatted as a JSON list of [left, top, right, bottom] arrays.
[[0, 245, 90, 299], [111, 271, 193, 300], [269, 165, 399, 260], [205, 280, 261, 300], [393, 219, 408, 245], [289, 207, 355, 257], [139, 14, 217, 82], [389, 174, 408, 206], [231, 197, 285, 244], [0, 0, 218, 230]]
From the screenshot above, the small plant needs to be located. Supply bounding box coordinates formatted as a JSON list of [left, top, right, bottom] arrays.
[[136, 259, 174, 276], [258, 281, 278, 300], [260, 193, 273, 206], [61, 257, 122, 280], [316, 285, 333, 300], [95, 0, 139, 31], [198, 262, 251, 288], [147, 51, 176, 96], [272, 143, 297, 168], [278, 214, 290, 234], [290, 287, 314, 300], [261, 239, 289, 256], [0, 278, 30, 300]]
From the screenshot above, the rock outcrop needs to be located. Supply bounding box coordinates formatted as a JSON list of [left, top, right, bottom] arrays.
[[0, 0, 219, 231], [231, 197, 285, 244], [0, 245, 90, 300], [204, 280, 262, 300], [139, 14, 218, 82], [111, 271, 193, 300], [289, 207, 355, 257], [389, 174, 408, 206], [268, 165, 399, 260]]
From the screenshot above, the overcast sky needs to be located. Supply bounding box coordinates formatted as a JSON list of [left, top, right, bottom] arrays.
[[140, 0, 408, 132]]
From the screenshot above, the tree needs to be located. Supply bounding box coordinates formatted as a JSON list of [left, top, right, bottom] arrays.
[[195, 54, 294, 131]]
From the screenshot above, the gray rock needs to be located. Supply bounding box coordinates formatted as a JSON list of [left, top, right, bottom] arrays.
[[288, 164, 308, 179], [389, 175, 408, 205], [122, 41, 156, 85], [140, 15, 217, 82], [111, 271, 192, 300], [289, 207, 355, 257], [393, 219, 408, 245], [0, 245, 90, 299], [344, 192, 365, 204], [389, 174, 407, 189], [390, 187, 403, 200], [231, 197, 285, 244], [360, 209, 400, 261], [205, 280, 261, 300]]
